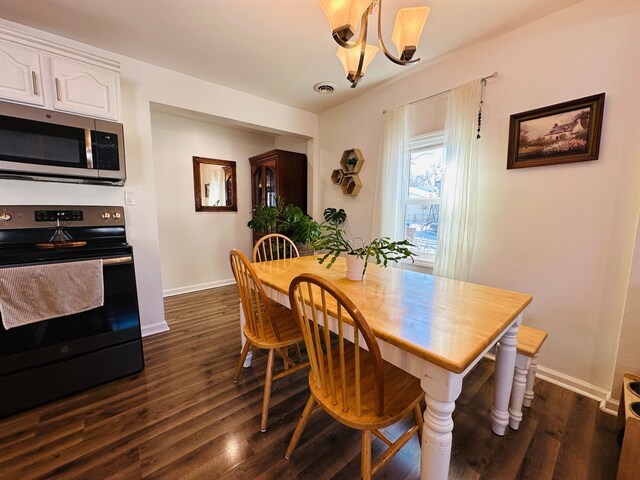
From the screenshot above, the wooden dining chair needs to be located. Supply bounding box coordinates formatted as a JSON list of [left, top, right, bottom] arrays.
[[252, 234, 303, 361], [229, 249, 308, 432], [285, 273, 424, 479], [252, 233, 299, 262]]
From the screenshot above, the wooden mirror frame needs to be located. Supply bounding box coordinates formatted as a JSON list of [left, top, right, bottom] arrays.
[[193, 156, 238, 212]]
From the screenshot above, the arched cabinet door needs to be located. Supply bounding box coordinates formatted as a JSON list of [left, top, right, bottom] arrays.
[[50, 56, 118, 120], [0, 39, 44, 106]]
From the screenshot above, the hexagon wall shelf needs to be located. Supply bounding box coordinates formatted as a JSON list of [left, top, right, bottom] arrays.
[[340, 148, 365, 174], [331, 168, 345, 185], [330, 149, 364, 196], [340, 174, 362, 196]]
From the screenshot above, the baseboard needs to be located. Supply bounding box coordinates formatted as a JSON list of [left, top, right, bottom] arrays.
[[141, 321, 170, 337], [600, 395, 619, 416], [484, 353, 615, 415], [535, 365, 611, 405], [163, 278, 236, 297]]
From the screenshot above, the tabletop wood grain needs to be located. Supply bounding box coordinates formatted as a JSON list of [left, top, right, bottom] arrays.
[[252, 256, 532, 374]]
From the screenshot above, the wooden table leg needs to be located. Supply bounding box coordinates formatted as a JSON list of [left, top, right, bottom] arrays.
[[420, 367, 463, 480], [491, 319, 520, 435]]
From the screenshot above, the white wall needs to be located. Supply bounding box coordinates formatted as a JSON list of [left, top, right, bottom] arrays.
[[274, 135, 308, 154], [317, 0, 640, 397], [0, 18, 318, 336], [151, 111, 275, 295], [613, 213, 640, 400], [118, 59, 316, 329]]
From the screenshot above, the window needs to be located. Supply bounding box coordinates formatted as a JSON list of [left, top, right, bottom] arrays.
[[403, 131, 445, 266]]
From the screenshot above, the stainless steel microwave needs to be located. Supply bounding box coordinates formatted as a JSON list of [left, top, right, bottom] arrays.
[[0, 101, 126, 186]]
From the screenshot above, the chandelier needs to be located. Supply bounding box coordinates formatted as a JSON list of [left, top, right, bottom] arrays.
[[317, 0, 430, 88]]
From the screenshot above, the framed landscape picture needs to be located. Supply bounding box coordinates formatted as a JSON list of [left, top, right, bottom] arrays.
[[507, 93, 605, 169]]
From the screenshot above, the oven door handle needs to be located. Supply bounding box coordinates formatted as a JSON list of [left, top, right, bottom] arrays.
[[103, 256, 132, 266]]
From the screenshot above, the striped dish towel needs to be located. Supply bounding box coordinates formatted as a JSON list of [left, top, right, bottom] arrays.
[[0, 259, 104, 330]]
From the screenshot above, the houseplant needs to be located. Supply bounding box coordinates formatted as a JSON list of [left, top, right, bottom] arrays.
[[247, 199, 321, 254], [314, 208, 415, 280]]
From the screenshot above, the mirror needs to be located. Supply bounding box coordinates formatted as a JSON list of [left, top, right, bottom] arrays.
[[193, 156, 237, 212]]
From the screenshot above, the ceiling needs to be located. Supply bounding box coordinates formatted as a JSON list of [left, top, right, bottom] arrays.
[[0, 0, 582, 114]]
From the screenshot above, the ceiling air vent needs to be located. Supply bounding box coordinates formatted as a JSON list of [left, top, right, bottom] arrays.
[[313, 82, 337, 94]]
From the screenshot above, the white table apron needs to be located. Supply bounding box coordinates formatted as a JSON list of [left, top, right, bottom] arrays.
[[239, 285, 522, 480]]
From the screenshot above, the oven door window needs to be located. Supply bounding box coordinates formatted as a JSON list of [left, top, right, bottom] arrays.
[[0, 115, 88, 169], [0, 261, 141, 375]]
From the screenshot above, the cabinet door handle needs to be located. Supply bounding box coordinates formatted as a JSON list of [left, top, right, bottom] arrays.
[[54, 77, 62, 101], [31, 71, 39, 96]]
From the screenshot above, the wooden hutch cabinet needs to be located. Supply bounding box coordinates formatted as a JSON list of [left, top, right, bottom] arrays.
[[249, 149, 307, 243]]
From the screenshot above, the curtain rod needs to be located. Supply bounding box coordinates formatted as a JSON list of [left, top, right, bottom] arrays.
[[383, 71, 498, 113]]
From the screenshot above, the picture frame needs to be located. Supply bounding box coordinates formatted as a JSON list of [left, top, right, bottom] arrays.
[[192, 156, 238, 212], [507, 93, 605, 169]]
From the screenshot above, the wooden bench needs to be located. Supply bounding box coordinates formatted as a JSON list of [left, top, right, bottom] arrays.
[[508, 325, 548, 430]]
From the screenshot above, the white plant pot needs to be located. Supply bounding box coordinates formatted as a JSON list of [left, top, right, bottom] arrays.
[[345, 254, 366, 281]]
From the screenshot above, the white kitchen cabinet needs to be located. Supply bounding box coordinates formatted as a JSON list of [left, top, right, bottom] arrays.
[[50, 56, 119, 120], [0, 39, 44, 107], [0, 25, 120, 121]]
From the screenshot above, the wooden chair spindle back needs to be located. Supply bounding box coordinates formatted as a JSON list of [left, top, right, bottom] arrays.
[[252, 233, 300, 263], [289, 274, 384, 417]]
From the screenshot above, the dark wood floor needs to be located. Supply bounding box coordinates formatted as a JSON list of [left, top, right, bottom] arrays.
[[0, 286, 620, 479]]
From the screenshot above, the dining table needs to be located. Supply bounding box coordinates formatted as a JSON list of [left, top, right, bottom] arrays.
[[240, 255, 532, 480]]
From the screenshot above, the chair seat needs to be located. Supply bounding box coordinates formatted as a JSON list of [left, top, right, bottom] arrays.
[[310, 343, 423, 430], [243, 300, 304, 349]]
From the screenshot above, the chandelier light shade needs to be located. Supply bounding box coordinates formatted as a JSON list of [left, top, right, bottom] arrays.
[[392, 7, 430, 61], [336, 44, 379, 84], [317, 0, 430, 88], [317, 0, 372, 43]]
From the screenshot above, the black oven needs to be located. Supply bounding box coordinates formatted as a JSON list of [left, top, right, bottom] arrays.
[[0, 206, 143, 418]]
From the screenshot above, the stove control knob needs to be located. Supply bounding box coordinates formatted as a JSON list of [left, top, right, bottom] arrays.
[[112, 211, 122, 219], [0, 213, 11, 221], [101, 212, 111, 219]]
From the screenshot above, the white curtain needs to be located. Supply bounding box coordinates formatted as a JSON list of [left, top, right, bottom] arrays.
[[433, 80, 482, 280], [372, 105, 409, 239]]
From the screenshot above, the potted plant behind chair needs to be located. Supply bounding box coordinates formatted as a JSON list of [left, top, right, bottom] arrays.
[[247, 198, 321, 256], [247, 200, 281, 235], [278, 203, 322, 256], [314, 208, 415, 281]]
